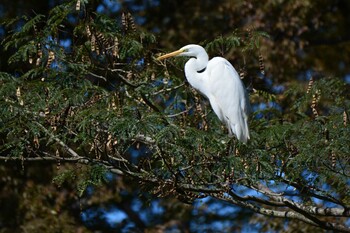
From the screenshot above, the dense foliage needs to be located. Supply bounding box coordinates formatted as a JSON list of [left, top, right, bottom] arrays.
[[0, 0, 349, 232]]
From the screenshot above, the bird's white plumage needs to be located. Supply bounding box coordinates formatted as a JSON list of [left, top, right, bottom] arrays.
[[157, 44, 250, 143], [206, 57, 250, 142]]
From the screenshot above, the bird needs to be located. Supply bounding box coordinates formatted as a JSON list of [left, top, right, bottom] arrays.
[[157, 44, 250, 143]]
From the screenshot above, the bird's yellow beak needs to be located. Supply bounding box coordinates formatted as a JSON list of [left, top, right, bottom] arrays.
[[157, 49, 184, 60]]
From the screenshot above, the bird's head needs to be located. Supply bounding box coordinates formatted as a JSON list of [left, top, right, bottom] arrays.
[[157, 44, 206, 60]]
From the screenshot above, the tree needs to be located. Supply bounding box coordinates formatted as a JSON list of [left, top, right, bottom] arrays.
[[0, 0, 349, 232]]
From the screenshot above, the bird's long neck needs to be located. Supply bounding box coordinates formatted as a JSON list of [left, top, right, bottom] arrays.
[[184, 52, 209, 92]]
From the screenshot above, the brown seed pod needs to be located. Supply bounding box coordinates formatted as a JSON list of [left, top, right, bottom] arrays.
[[36, 43, 42, 66], [330, 150, 336, 169], [112, 37, 119, 58], [91, 34, 96, 52], [76, 0, 81, 11], [306, 76, 314, 94], [16, 87, 24, 106], [47, 51, 55, 68], [258, 53, 265, 76], [96, 32, 108, 48], [127, 12, 136, 32], [311, 93, 319, 118], [122, 12, 128, 31], [86, 25, 92, 37]]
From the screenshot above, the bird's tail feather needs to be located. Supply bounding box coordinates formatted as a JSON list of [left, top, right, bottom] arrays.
[[229, 121, 249, 144]]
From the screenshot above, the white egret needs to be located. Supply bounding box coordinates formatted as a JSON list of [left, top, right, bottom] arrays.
[[157, 44, 250, 143]]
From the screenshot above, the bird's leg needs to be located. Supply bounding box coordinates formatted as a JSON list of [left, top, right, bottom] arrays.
[[225, 137, 236, 157], [225, 137, 237, 180]]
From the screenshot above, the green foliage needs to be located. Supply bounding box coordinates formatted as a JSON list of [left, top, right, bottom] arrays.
[[205, 31, 241, 54], [77, 165, 108, 196], [52, 169, 76, 187], [243, 30, 270, 52], [47, 1, 74, 32], [53, 165, 108, 197], [119, 38, 143, 59]]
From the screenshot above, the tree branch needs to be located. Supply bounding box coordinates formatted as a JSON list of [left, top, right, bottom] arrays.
[[34, 121, 80, 158], [1, 153, 349, 232]]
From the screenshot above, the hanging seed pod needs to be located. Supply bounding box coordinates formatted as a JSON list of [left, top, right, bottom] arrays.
[[235, 148, 240, 157], [324, 127, 330, 144], [110, 93, 117, 110], [246, 27, 253, 39], [76, 0, 81, 11], [29, 41, 35, 64], [343, 111, 348, 126], [258, 53, 265, 76], [221, 168, 227, 181], [95, 42, 100, 55], [33, 24, 38, 34], [47, 51, 55, 68], [122, 12, 128, 31], [91, 34, 96, 52], [127, 12, 136, 32], [316, 89, 321, 102], [96, 32, 108, 49], [36, 43, 42, 66], [44, 105, 50, 115], [33, 135, 39, 148], [306, 76, 314, 94], [86, 25, 92, 37], [330, 150, 336, 169], [112, 37, 119, 58], [311, 93, 319, 118], [243, 159, 249, 170], [16, 87, 24, 106], [186, 174, 193, 184]]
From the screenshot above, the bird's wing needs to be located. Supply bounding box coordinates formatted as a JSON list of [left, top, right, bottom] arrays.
[[206, 57, 250, 142]]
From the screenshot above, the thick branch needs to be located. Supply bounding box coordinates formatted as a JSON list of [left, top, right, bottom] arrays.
[[215, 194, 350, 233], [250, 183, 350, 217]]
